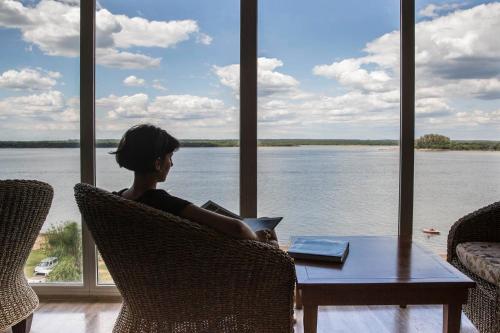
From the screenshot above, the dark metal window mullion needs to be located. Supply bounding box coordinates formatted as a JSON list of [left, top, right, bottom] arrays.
[[240, 0, 258, 218], [399, 0, 416, 242], [80, 0, 97, 292]]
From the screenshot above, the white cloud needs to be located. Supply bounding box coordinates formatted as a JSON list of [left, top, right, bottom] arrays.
[[213, 57, 301, 98], [316, 3, 500, 82], [97, 93, 150, 119], [3, 1, 499, 138], [95, 93, 235, 138], [313, 59, 395, 93], [0, 90, 79, 134], [97, 93, 231, 121], [212, 52, 402, 129], [0, 90, 64, 116], [149, 95, 227, 120], [455, 109, 500, 125], [210, 4, 500, 138], [257, 58, 300, 97], [419, 3, 467, 18], [95, 8, 121, 49], [0, 0, 81, 57], [152, 79, 167, 91], [196, 33, 213, 45], [210, 3, 500, 135], [109, 12, 200, 49], [311, 3, 500, 132], [213, 64, 239, 91], [213, 56, 401, 129], [0, 68, 61, 91], [123, 75, 145, 87], [0, 0, 212, 69], [0, 0, 32, 27], [96, 48, 161, 69]]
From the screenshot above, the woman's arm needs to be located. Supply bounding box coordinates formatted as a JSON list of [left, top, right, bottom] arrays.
[[179, 204, 260, 240]]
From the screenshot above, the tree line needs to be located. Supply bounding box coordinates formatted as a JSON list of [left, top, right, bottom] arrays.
[[1, 136, 499, 150], [416, 134, 500, 151], [0, 139, 398, 148]]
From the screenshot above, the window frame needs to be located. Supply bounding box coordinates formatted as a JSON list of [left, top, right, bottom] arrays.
[[32, 0, 415, 297]]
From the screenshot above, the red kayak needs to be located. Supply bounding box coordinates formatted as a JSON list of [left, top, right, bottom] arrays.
[[422, 228, 440, 235]]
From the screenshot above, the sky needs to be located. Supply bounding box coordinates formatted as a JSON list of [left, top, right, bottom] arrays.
[[0, 0, 499, 140]]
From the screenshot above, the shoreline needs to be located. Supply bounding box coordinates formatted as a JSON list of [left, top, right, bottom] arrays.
[[1, 139, 500, 151]]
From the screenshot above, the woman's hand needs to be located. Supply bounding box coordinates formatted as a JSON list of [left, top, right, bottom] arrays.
[[180, 204, 259, 240], [180, 205, 281, 246]]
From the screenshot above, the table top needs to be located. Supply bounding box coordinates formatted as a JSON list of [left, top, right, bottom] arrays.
[[295, 236, 474, 287]]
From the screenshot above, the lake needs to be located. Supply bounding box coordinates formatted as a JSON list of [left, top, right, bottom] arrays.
[[1, 146, 499, 255]]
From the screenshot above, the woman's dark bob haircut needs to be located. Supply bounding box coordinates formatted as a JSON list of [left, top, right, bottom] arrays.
[[110, 124, 180, 173]]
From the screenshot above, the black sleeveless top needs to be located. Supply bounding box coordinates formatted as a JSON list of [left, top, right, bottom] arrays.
[[114, 188, 191, 216]]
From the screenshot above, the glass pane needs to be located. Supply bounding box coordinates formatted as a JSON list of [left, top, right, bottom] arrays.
[[95, 0, 239, 284], [414, 0, 500, 256], [257, 0, 401, 244], [0, 0, 82, 283]]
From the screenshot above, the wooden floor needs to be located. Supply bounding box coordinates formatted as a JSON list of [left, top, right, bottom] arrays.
[[2, 302, 478, 333]]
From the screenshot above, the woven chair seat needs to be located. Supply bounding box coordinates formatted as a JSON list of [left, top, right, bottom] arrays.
[[74, 183, 295, 333], [0, 180, 53, 332], [456, 242, 500, 286], [448, 201, 500, 333]]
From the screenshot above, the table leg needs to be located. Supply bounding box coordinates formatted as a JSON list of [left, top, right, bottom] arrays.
[[12, 314, 33, 333], [295, 285, 303, 309], [303, 305, 318, 333], [443, 303, 462, 333]]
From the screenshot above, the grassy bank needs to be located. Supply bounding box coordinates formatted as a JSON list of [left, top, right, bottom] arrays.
[[25, 249, 45, 278]]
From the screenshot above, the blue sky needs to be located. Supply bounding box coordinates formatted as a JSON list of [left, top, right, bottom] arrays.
[[0, 0, 499, 140]]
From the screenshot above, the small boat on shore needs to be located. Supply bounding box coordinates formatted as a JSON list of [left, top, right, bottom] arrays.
[[422, 228, 440, 235]]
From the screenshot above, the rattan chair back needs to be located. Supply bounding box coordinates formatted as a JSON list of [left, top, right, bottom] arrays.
[[74, 183, 295, 333], [0, 180, 53, 331]]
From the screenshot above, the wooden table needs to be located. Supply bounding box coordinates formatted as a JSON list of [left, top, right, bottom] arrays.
[[294, 236, 475, 333]]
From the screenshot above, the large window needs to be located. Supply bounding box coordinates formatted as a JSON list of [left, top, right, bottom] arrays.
[[257, 0, 400, 242], [94, 0, 240, 284], [0, 0, 82, 283], [4, 0, 494, 296], [413, 0, 500, 255]]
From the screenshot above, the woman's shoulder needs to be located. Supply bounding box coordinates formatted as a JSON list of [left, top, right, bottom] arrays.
[[140, 189, 191, 215], [145, 188, 170, 197], [141, 189, 182, 202]]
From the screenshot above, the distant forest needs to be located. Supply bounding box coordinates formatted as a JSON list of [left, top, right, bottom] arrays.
[[415, 134, 500, 151], [1, 136, 499, 150], [0, 139, 398, 148]]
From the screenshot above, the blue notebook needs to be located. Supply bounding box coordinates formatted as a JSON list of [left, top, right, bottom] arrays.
[[288, 236, 349, 263]]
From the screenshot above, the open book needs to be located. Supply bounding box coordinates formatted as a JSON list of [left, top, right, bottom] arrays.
[[201, 200, 283, 232]]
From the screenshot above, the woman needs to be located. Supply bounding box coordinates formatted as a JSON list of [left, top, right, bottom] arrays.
[[111, 124, 276, 244]]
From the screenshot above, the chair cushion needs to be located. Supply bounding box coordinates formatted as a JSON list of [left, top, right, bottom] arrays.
[[456, 242, 500, 286]]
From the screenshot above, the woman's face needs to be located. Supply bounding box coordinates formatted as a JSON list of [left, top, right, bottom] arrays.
[[156, 152, 173, 181]]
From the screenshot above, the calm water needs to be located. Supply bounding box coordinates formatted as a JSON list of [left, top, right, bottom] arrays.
[[1, 146, 499, 254]]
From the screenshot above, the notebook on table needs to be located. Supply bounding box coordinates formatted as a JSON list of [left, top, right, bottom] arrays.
[[288, 236, 349, 263]]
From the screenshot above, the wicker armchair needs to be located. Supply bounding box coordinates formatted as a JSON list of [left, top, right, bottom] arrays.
[[448, 201, 500, 333], [0, 180, 54, 333], [74, 183, 295, 333]]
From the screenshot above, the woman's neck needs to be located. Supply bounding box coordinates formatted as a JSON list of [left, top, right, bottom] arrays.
[[129, 173, 158, 195]]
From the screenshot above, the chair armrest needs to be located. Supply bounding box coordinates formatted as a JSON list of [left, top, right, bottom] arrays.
[[151, 238, 296, 327], [183, 238, 296, 300], [447, 201, 500, 262], [213, 239, 296, 287]]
